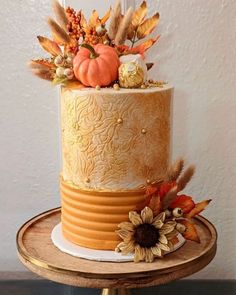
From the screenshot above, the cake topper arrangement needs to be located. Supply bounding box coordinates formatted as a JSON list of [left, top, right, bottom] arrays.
[[29, 0, 166, 89], [116, 159, 211, 262]]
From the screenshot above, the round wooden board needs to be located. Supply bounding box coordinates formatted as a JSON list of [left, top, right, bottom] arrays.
[[17, 208, 217, 288]]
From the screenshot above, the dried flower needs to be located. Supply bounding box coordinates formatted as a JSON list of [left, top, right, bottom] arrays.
[[116, 207, 177, 263]]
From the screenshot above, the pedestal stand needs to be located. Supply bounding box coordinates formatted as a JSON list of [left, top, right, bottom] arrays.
[[17, 208, 217, 294]]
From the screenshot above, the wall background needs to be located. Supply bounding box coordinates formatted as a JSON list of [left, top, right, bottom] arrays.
[[0, 0, 235, 279]]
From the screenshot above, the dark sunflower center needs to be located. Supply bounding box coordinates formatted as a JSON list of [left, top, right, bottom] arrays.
[[134, 223, 160, 248]]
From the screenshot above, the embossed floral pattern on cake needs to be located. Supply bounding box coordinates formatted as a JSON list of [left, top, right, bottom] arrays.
[[61, 88, 172, 191]]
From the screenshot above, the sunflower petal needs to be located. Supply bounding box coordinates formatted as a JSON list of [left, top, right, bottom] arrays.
[[129, 211, 143, 226], [152, 219, 163, 229], [166, 221, 177, 227], [141, 207, 153, 223], [118, 222, 134, 232], [121, 241, 135, 255], [159, 224, 175, 235], [158, 243, 170, 252], [151, 246, 162, 257], [134, 244, 145, 262], [134, 245, 144, 262], [159, 235, 168, 245], [116, 229, 132, 240], [145, 249, 155, 262], [115, 242, 126, 252], [168, 241, 174, 251], [166, 230, 179, 240], [153, 212, 166, 223]]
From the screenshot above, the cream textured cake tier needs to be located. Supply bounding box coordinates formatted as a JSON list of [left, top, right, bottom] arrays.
[[61, 85, 173, 191], [60, 85, 173, 250]]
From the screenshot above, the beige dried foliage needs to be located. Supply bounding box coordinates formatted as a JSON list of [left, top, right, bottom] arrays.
[[108, 0, 122, 40], [177, 165, 195, 191], [162, 186, 178, 210], [114, 7, 133, 45], [31, 68, 53, 81], [28, 61, 46, 70], [52, 0, 68, 31], [132, 0, 147, 28], [47, 17, 70, 44], [168, 158, 184, 181], [137, 12, 159, 39]]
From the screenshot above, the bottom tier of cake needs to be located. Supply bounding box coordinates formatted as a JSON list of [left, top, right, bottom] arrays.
[[60, 177, 146, 250]]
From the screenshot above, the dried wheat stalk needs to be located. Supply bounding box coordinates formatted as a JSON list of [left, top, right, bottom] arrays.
[[114, 7, 133, 45], [47, 17, 70, 44], [162, 186, 179, 210], [177, 165, 195, 191], [28, 61, 46, 70], [52, 0, 68, 31], [31, 68, 53, 81], [167, 158, 184, 181], [108, 0, 122, 40]]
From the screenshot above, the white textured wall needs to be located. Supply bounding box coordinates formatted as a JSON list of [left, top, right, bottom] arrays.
[[0, 0, 236, 279]]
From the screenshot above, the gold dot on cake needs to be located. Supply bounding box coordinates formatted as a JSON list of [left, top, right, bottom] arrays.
[[117, 118, 123, 124], [113, 83, 120, 91], [85, 178, 90, 183], [141, 128, 147, 134], [146, 179, 151, 184], [95, 85, 101, 90]]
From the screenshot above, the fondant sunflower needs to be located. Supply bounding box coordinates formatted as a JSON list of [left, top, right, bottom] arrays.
[[115, 207, 177, 263]]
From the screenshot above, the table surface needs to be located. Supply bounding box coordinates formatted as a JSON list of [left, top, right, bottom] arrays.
[[17, 207, 217, 288]]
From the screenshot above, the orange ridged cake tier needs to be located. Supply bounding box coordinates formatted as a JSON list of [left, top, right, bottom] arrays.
[[60, 85, 173, 250], [61, 178, 146, 250]]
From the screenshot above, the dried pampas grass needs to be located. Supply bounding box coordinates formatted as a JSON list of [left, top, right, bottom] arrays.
[[47, 17, 70, 44], [108, 0, 122, 40], [168, 158, 184, 181], [31, 68, 53, 81], [162, 186, 178, 209], [177, 165, 195, 191], [52, 0, 68, 31], [114, 7, 133, 45]]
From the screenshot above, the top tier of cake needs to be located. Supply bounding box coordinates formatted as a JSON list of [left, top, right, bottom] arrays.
[[61, 85, 173, 191]]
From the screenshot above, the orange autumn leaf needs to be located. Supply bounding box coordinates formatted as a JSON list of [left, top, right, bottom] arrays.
[[30, 59, 55, 69], [178, 219, 200, 243], [145, 185, 159, 197], [186, 200, 212, 219], [148, 195, 162, 216], [137, 13, 160, 39], [159, 181, 176, 199], [170, 195, 195, 214], [101, 7, 111, 25], [127, 23, 136, 40], [80, 12, 87, 29], [89, 10, 99, 27], [132, 1, 147, 28], [37, 36, 62, 56], [63, 80, 84, 90], [130, 35, 160, 55]]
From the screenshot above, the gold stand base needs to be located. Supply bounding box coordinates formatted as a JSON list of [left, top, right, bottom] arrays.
[[101, 288, 131, 295]]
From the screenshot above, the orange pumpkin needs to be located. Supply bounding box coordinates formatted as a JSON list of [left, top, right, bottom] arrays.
[[73, 44, 120, 87]]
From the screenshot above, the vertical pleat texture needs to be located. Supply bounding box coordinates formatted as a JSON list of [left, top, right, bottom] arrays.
[[60, 178, 145, 250]]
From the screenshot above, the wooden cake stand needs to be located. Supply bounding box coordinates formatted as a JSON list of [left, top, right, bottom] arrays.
[[17, 207, 217, 295]]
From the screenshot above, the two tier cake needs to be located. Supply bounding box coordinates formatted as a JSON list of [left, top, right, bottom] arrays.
[[29, 0, 211, 263]]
